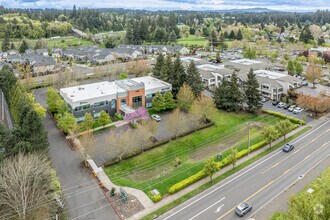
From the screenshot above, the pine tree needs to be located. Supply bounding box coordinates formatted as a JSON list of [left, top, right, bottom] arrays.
[[186, 61, 203, 96], [160, 55, 173, 82], [125, 23, 134, 44], [171, 56, 186, 97], [20, 109, 49, 151], [151, 92, 166, 112], [244, 68, 262, 113], [209, 29, 219, 49], [153, 53, 164, 78], [19, 40, 29, 54], [10, 42, 15, 50], [1, 32, 10, 52], [164, 91, 176, 109], [168, 30, 177, 43], [72, 4, 77, 19], [228, 72, 243, 112], [236, 29, 243, 40], [229, 30, 236, 40], [213, 77, 230, 110]]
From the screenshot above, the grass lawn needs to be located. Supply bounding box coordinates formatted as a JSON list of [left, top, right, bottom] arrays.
[[104, 110, 284, 198], [46, 37, 98, 49], [177, 35, 208, 47]]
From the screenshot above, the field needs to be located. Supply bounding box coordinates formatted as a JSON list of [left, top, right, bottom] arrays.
[[104, 110, 284, 198], [177, 35, 208, 47], [46, 37, 97, 49]]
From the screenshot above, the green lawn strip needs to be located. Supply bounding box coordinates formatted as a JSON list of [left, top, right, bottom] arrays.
[[177, 35, 208, 46], [46, 37, 97, 49], [141, 126, 312, 220], [105, 113, 279, 196]]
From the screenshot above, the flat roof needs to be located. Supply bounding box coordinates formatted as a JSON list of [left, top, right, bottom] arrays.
[[60, 81, 125, 103], [132, 76, 171, 91], [231, 59, 262, 65], [180, 57, 203, 62], [254, 70, 287, 79]]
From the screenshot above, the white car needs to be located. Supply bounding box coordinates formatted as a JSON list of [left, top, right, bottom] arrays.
[[277, 102, 286, 108], [151, 114, 161, 122], [293, 107, 303, 114], [288, 105, 296, 112]]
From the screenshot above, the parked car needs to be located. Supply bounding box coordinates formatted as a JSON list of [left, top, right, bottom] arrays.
[[235, 202, 252, 217], [301, 81, 308, 86], [272, 100, 280, 106], [293, 107, 303, 114], [260, 96, 268, 103], [282, 143, 294, 152], [277, 102, 286, 108], [151, 114, 161, 122], [288, 105, 296, 112], [283, 104, 289, 109]]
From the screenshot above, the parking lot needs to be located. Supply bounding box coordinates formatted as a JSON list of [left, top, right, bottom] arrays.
[[262, 100, 314, 123]]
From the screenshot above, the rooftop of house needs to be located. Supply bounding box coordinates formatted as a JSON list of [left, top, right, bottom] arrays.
[[254, 69, 287, 79], [231, 59, 262, 65], [60, 81, 126, 103]]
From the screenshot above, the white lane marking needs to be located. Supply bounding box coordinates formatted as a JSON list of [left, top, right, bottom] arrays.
[[187, 197, 225, 220], [215, 204, 224, 213], [163, 122, 329, 220]]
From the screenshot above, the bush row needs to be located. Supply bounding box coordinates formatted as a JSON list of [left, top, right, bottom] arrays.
[[262, 110, 306, 125], [168, 140, 268, 195]]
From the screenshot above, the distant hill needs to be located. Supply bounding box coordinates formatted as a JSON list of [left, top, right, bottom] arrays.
[[216, 8, 278, 13]]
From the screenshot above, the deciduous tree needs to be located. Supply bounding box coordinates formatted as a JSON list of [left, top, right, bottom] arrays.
[[275, 120, 292, 140], [262, 126, 278, 148], [57, 112, 76, 133], [177, 83, 195, 111], [204, 158, 218, 181], [97, 110, 111, 126], [152, 92, 166, 112], [166, 108, 188, 139], [191, 95, 216, 124], [227, 148, 238, 169]]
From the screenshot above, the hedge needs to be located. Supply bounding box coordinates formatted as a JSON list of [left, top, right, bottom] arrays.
[[262, 110, 306, 125], [151, 194, 162, 203], [168, 140, 268, 194], [114, 113, 123, 120]]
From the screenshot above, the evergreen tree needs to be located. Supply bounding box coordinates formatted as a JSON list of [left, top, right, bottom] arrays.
[[281, 26, 285, 33], [10, 42, 15, 50], [20, 109, 48, 151], [139, 17, 149, 42], [151, 92, 166, 112], [229, 30, 236, 40], [209, 29, 219, 49], [224, 31, 229, 39], [244, 68, 262, 113], [164, 91, 176, 109], [228, 72, 243, 112], [219, 32, 228, 50], [19, 40, 29, 54], [236, 29, 243, 40], [160, 55, 173, 82], [125, 23, 134, 44], [299, 26, 314, 44], [168, 30, 177, 43], [287, 60, 295, 75], [171, 56, 186, 97], [1, 31, 10, 52], [186, 61, 203, 96], [213, 77, 230, 110], [72, 5, 77, 19], [153, 53, 164, 79]]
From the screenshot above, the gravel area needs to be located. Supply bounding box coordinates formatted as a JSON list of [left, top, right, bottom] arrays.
[[109, 193, 145, 219]]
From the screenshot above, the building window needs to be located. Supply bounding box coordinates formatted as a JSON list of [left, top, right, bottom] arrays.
[[146, 102, 152, 108], [132, 96, 142, 109], [74, 106, 82, 112], [121, 98, 127, 106], [262, 85, 269, 90], [82, 104, 90, 110], [94, 112, 101, 118], [111, 99, 116, 109], [94, 101, 105, 107], [146, 94, 153, 99]]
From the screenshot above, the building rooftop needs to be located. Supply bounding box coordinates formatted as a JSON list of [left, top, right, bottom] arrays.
[[254, 70, 287, 79], [197, 64, 226, 71], [132, 76, 171, 91], [60, 81, 126, 103], [231, 59, 262, 65]]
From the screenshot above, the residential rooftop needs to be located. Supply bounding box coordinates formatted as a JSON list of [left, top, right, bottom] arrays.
[[231, 59, 262, 65], [254, 70, 287, 79]]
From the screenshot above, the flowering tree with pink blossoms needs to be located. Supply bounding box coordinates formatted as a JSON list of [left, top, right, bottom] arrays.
[[124, 107, 149, 123]]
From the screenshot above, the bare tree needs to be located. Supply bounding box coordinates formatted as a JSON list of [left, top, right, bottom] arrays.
[[79, 131, 96, 160], [297, 93, 330, 117], [306, 53, 322, 88], [166, 108, 188, 139], [145, 119, 159, 135], [190, 95, 216, 124], [106, 130, 136, 162], [132, 124, 152, 152], [0, 153, 52, 220]]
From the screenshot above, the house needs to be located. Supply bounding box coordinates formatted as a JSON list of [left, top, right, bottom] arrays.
[[52, 48, 63, 58], [36, 48, 49, 56], [6, 54, 21, 64], [31, 56, 56, 75], [223, 58, 272, 72], [197, 64, 233, 88], [59, 76, 172, 121]]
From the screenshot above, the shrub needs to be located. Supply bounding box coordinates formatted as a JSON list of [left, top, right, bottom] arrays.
[[262, 110, 305, 125], [110, 187, 116, 197], [151, 194, 162, 203], [115, 113, 123, 120], [168, 170, 207, 194], [250, 140, 267, 152], [236, 149, 248, 159], [129, 121, 138, 129]]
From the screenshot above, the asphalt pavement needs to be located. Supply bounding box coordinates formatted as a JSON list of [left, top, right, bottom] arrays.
[[34, 88, 120, 220], [158, 120, 330, 220]]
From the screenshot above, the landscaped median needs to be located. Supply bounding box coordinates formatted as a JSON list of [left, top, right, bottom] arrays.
[[141, 126, 312, 220]]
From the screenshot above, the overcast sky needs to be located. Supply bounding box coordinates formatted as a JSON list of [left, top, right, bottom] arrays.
[[1, 0, 330, 11]]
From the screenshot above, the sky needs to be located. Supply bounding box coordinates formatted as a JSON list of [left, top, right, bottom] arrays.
[[1, 0, 330, 11]]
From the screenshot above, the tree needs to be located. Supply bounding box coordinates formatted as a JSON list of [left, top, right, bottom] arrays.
[[297, 93, 330, 117], [229, 30, 236, 40], [164, 91, 176, 109], [79, 132, 96, 160], [119, 72, 128, 79], [295, 61, 304, 75], [19, 40, 29, 54], [243, 47, 257, 59], [191, 95, 216, 124], [20, 109, 49, 151], [57, 112, 76, 133], [97, 110, 111, 126], [228, 72, 243, 112], [166, 108, 188, 139], [0, 153, 52, 220], [80, 112, 94, 131], [10, 42, 15, 50], [244, 68, 262, 113], [152, 92, 166, 112], [33, 103, 46, 118], [106, 130, 135, 162], [287, 60, 295, 75], [275, 120, 292, 140], [227, 148, 238, 169], [204, 158, 218, 181], [299, 26, 314, 44], [269, 52, 280, 67], [236, 29, 243, 40], [1, 31, 10, 52], [46, 87, 61, 114], [209, 29, 219, 49], [186, 61, 203, 96], [171, 56, 186, 97], [306, 54, 322, 88], [153, 53, 164, 79], [262, 126, 278, 148], [213, 77, 230, 110], [177, 84, 195, 111]]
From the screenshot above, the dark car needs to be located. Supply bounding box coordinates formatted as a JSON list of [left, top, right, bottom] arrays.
[[282, 143, 294, 152], [283, 104, 289, 109], [272, 100, 280, 106], [235, 202, 252, 217]]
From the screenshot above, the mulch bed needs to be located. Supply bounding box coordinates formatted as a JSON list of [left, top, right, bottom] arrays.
[[108, 193, 145, 219]]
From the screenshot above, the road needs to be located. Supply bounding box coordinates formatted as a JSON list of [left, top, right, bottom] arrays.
[[34, 88, 120, 220], [159, 120, 330, 220]]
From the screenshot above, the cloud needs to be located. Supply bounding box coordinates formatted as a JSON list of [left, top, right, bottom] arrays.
[[1, 0, 330, 11]]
